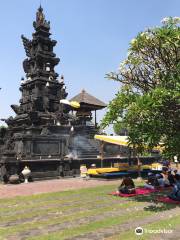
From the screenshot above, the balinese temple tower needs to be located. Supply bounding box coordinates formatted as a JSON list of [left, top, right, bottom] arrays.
[[0, 7, 107, 182]]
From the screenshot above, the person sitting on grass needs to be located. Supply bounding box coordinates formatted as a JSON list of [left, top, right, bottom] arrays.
[[158, 171, 170, 187], [168, 170, 176, 186], [162, 159, 170, 171], [144, 172, 157, 189], [173, 169, 180, 182], [117, 176, 136, 194], [168, 175, 180, 201]]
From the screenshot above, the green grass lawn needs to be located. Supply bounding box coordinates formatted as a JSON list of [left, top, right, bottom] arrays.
[[0, 182, 179, 240]]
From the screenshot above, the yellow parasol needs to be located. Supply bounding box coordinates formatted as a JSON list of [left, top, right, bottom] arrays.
[[60, 99, 80, 109], [70, 101, 80, 108]]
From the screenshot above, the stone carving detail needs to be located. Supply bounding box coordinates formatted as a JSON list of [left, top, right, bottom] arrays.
[[11, 105, 20, 114], [21, 35, 32, 58]]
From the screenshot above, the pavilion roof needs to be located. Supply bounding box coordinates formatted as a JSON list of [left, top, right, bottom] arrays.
[[70, 89, 106, 110]]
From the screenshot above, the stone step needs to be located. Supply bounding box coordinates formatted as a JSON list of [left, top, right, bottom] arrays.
[[75, 147, 98, 150], [77, 155, 98, 159], [77, 151, 99, 155]]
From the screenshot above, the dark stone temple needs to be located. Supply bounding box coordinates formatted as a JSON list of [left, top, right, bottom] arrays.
[[0, 6, 109, 182]]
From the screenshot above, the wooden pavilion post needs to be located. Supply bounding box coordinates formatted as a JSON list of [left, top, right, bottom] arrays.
[[100, 141, 104, 168], [95, 110, 97, 127]]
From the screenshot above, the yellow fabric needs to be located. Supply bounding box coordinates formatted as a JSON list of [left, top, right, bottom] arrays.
[[94, 135, 164, 151], [95, 135, 129, 146], [87, 164, 159, 176], [151, 163, 163, 170], [70, 101, 80, 108], [88, 163, 133, 175], [87, 167, 120, 175]]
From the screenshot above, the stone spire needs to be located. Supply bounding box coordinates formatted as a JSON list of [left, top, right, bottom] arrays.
[[21, 6, 60, 81], [33, 5, 50, 29], [8, 6, 68, 121]]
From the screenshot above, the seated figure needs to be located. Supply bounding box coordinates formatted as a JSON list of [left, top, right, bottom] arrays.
[[168, 175, 180, 201], [158, 171, 170, 187], [168, 170, 176, 186], [162, 159, 170, 169], [117, 176, 135, 194], [173, 169, 180, 182], [144, 172, 157, 189]]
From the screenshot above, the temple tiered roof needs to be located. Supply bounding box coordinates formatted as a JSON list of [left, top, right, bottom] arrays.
[[70, 89, 106, 110]]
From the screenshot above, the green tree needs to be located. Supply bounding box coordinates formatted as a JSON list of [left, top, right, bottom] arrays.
[[102, 17, 180, 158]]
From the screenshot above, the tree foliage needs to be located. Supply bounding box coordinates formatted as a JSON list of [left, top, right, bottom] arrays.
[[102, 17, 180, 158]]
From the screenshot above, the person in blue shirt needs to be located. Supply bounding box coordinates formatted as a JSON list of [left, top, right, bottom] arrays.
[[168, 174, 180, 201]]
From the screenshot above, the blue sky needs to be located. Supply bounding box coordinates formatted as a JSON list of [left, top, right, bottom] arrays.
[[0, 0, 180, 132]]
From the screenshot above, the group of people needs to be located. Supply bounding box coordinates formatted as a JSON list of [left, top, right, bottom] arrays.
[[117, 169, 180, 201], [144, 169, 179, 189]]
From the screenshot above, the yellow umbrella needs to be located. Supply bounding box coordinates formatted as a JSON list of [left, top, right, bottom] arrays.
[[70, 101, 80, 108], [60, 99, 80, 109]]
